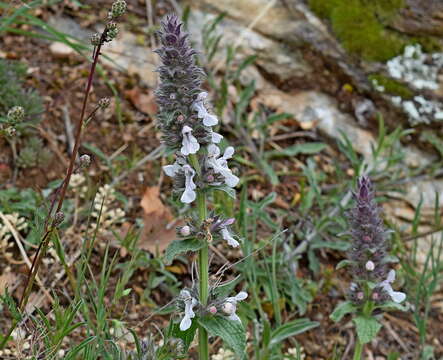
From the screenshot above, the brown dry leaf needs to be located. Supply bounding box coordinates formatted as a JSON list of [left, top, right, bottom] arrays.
[[0, 272, 16, 295], [139, 186, 182, 254], [125, 87, 158, 117]]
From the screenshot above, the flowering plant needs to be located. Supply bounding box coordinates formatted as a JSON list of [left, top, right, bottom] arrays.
[[330, 176, 407, 359], [155, 15, 246, 359]]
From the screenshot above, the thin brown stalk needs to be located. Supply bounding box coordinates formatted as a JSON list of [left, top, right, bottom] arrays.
[[0, 26, 112, 351]]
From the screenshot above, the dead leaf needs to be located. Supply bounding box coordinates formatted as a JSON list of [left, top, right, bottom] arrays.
[[0, 272, 16, 295], [125, 88, 158, 117], [139, 186, 182, 254]]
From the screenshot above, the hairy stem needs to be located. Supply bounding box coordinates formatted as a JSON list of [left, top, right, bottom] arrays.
[[353, 340, 363, 360], [197, 191, 209, 360]]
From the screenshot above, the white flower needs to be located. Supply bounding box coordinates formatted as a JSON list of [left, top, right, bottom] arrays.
[[192, 92, 218, 126], [179, 290, 198, 331], [379, 270, 406, 303], [365, 260, 375, 271], [221, 291, 248, 322], [206, 144, 239, 188], [162, 162, 197, 204], [181, 165, 197, 203], [220, 227, 239, 247], [211, 130, 223, 143], [180, 125, 200, 156]]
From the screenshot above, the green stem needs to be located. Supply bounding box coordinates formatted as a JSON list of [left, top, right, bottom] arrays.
[[190, 154, 209, 360], [353, 340, 363, 360], [197, 191, 209, 360], [353, 298, 374, 360]]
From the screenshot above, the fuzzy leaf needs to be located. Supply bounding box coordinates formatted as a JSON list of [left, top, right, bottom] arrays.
[[170, 320, 198, 351], [376, 301, 408, 312], [353, 316, 382, 344], [311, 240, 350, 251], [269, 319, 319, 347], [266, 142, 326, 158], [164, 238, 203, 265], [336, 259, 355, 270], [330, 301, 357, 323], [198, 316, 246, 358], [208, 185, 236, 199]]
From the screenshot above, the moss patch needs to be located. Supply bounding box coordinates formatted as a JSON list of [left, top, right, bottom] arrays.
[[308, 0, 408, 62], [368, 74, 414, 99]]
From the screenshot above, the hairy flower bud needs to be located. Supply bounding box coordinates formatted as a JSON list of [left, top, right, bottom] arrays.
[[345, 176, 406, 306], [154, 15, 212, 150], [7, 106, 25, 123], [105, 22, 119, 42], [209, 306, 217, 314], [91, 33, 101, 46], [98, 97, 111, 109], [52, 211, 65, 227], [109, 0, 127, 18], [79, 154, 91, 169], [5, 127, 16, 137]]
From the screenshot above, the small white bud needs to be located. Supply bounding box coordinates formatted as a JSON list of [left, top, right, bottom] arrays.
[[180, 225, 191, 237], [365, 260, 375, 271], [221, 302, 235, 316]]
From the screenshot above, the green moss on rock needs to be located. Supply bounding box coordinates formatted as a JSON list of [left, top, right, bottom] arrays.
[[368, 74, 414, 99], [308, 0, 341, 19], [309, 0, 409, 62]]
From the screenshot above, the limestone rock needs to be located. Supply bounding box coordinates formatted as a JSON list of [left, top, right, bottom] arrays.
[[186, 10, 312, 86], [49, 42, 74, 58], [392, 0, 443, 37]]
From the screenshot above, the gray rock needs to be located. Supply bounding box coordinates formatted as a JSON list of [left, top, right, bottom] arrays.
[[186, 10, 312, 86], [47, 16, 158, 87]]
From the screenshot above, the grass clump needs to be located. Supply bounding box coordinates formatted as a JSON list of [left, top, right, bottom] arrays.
[[309, 0, 406, 62], [0, 59, 43, 126], [368, 74, 414, 99]]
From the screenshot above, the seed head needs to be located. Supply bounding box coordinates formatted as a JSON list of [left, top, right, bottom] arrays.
[[91, 33, 101, 46], [5, 127, 16, 137], [98, 97, 111, 109], [7, 106, 25, 123], [105, 22, 119, 42], [52, 211, 65, 227], [109, 0, 127, 19], [79, 154, 91, 169]]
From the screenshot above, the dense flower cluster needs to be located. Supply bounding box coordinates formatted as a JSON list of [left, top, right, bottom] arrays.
[[177, 289, 248, 331], [155, 15, 246, 335], [154, 15, 220, 150], [157, 15, 238, 204], [346, 176, 405, 304]]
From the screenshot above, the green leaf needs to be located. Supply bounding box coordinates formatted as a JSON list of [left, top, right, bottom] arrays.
[[265, 142, 326, 159], [198, 316, 246, 358], [353, 316, 382, 344], [269, 319, 319, 347], [336, 259, 355, 270], [311, 240, 350, 251], [330, 301, 357, 323], [376, 301, 408, 312], [170, 320, 198, 352], [163, 239, 203, 265], [208, 185, 236, 199]]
